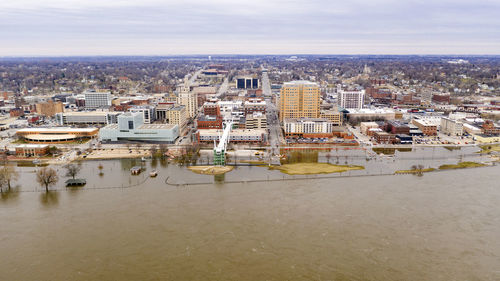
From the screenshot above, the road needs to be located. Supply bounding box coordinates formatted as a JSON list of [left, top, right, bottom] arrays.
[[261, 69, 272, 98], [216, 76, 229, 98], [188, 68, 203, 86], [261, 67, 282, 160]]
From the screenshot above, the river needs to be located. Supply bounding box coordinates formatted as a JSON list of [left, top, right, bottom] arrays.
[[1, 149, 500, 280]]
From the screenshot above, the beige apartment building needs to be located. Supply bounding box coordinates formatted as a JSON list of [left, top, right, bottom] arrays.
[[320, 109, 343, 126], [167, 105, 188, 134], [177, 91, 198, 119], [279, 81, 320, 122]]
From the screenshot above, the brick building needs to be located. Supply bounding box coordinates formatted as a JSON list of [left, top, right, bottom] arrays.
[[15, 144, 49, 157], [197, 115, 223, 130], [412, 119, 437, 136], [385, 121, 410, 135]]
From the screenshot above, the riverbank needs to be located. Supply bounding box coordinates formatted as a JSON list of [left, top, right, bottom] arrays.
[[188, 165, 234, 175], [269, 163, 364, 175], [81, 148, 150, 160], [438, 161, 487, 170]]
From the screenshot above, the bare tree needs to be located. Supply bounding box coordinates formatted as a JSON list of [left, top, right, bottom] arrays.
[[36, 167, 59, 192], [411, 164, 425, 177], [64, 163, 81, 179], [135, 143, 142, 152], [98, 163, 104, 177], [150, 145, 158, 158], [159, 143, 168, 157], [0, 151, 8, 165], [0, 165, 19, 191]]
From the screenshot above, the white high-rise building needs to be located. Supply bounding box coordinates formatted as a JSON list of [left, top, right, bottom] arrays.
[[337, 85, 365, 110], [129, 106, 155, 124], [84, 91, 111, 109]]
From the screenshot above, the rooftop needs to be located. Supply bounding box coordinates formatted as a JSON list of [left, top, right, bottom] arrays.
[[285, 117, 330, 122], [59, 111, 121, 116], [283, 80, 318, 86], [139, 124, 177, 130], [16, 144, 49, 148], [199, 128, 267, 136], [17, 127, 98, 133]]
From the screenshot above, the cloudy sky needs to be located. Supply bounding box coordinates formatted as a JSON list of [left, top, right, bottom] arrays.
[[0, 0, 499, 56]]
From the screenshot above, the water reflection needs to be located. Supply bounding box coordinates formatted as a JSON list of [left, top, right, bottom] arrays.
[[372, 147, 413, 155], [67, 186, 83, 197], [0, 186, 20, 202], [159, 158, 168, 168], [40, 191, 59, 206], [282, 150, 319, 164], [214, 173, 225, 183]]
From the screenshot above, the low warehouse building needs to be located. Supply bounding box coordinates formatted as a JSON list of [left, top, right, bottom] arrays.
[[99, 112, 179, 143], [16, 128, 98, 143], [15, 144, 49, 157]]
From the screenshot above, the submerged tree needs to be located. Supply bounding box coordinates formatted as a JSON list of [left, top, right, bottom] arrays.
[[36, 167, 59, 192], [0, 165, 19, 192], [159, 143, 168, 158], [98, 163, 104, 176], [64, 163, 81, 179], [411, 164, 425, 177], [150, 145, 158, 158]]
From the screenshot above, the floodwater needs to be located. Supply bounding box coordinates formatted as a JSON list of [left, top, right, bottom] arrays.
[[1, 148, 500, 280]]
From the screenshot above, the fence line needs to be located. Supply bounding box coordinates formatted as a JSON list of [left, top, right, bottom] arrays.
[[0, 174, 150, 194]]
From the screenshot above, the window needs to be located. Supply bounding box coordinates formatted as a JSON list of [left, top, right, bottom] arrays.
[[128, 121, 134, 130]]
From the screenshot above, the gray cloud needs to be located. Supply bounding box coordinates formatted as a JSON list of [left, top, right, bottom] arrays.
[[0, 0, 499, 55]]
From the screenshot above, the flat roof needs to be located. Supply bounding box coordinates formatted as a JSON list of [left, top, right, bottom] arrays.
[[139, 124, 177, 130], [413, 119, 437, 126], [16, 144, 49, 148], [17, 127, 98, 133], [199, 129, 267, 136], [347, 108, 395, 114], [284, 118, 329, 123], [24, 134, 78, 141], [283, 81, 318, 86], [60, 111, 121, 116]]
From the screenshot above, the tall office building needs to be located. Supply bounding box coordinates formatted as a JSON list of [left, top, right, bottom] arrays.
[[337, 85, 365, 110], [279, 81, 320, 122], [84, 91, 112, 109], [177, 91, 198, 119]]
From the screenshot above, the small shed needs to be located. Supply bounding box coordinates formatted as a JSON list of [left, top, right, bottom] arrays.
[[65, 179, 87, 186]]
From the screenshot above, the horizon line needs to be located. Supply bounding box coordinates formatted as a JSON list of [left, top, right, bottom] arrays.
[[1, 54, 500, 58]]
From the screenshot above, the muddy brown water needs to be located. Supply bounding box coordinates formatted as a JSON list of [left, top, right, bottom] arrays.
[[1, 151, 500, 280]]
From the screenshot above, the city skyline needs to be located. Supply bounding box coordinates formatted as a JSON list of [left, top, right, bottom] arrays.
[[1, 0, 500, 56]]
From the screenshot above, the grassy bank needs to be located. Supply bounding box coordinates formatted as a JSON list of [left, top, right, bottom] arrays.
[[479, 144, 500, 154], [188, 166, 234, 175], [439, 161, 486, 170], [270, 163, 364, 175], [395, 168, 435, 174]]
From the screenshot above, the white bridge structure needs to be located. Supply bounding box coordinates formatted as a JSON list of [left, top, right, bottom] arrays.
[[213, 121, 233, 166]]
